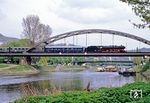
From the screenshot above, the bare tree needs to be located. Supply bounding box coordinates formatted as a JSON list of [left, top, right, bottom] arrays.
[[37, 24, 52, 43], [22, 15, 52, 46]]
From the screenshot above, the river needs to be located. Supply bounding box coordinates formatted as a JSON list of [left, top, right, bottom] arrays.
[[0, 68, 149, 103]]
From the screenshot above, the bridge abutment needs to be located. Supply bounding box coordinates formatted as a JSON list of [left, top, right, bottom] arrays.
[[20, 56, 32, 65]]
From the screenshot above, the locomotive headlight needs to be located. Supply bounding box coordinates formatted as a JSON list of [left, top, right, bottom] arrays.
[[84, 52, 87, 55], [59, 52, 62, 55], [144, 55, 148, 59]]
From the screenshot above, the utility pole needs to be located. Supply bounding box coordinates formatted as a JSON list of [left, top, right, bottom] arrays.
[[73, 36, 75, 45], [126, 37, 128, 50], [64, 38, 66, 45], [100, 33, 102, 45], [139, 41, 141, 52], [76, 35, 78, 45], [112, 34, 114, 45]]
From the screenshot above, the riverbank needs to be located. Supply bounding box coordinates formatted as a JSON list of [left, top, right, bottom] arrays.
[[42, 65, 86, 72], [0, 64, 40, 76], [13, 82, 150, 103], [141, 60, 150, 79], [0, 64, 87, 76], [133, 61, 150, 79]]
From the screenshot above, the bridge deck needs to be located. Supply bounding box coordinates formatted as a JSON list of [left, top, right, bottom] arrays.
[[0, 52, 150, 57]]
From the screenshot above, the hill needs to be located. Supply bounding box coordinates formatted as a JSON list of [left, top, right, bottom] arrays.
[[1, 39, 31, 47], [128, 48, 150, 52], [139, 48, 150, 52], [0, 33, 18, 43]]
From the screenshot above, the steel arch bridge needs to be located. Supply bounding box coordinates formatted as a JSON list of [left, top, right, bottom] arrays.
[[25, 29, 150, 53]]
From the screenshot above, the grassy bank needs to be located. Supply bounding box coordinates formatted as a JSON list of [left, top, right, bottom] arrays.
[[42, 65, 86, 72], [0, 64, 40, 76], [0, 64, 9, 68], [13, 82, 150, 103]]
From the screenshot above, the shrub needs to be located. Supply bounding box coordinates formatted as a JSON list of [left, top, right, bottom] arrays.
[[13, 82, 150, 103]]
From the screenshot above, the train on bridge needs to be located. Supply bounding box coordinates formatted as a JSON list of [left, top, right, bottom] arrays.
[[0, 45, 126, 53]]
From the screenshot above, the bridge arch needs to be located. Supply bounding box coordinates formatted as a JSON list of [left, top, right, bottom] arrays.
[[25, 29, 150, 52]]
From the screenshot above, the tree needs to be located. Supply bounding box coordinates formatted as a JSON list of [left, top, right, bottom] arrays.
[[22, 15, 52, 46], [37, 24, 52, 43], [120, 0, 150, 29]]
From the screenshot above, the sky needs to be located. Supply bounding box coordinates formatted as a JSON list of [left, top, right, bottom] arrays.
[[0, 0, 149, 50]]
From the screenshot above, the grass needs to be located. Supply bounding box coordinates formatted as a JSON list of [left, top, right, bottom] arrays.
[[0, 64, 9, 68], [11, 65, 34, 71], [42, 65, 57, 72], [0, 64, 40, 76], [13, 82, 150, 103]]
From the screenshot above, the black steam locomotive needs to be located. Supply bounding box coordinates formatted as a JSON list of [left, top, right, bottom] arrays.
[[85, 45, 126, 53], [0, 45, 126, 53]]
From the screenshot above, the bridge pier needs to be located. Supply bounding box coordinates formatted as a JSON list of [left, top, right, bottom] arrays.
[[26, 56, 32, 65], [20, 56, 32, 65]]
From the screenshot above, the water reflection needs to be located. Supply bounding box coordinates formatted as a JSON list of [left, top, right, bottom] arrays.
[[0, 70, 149, 103]]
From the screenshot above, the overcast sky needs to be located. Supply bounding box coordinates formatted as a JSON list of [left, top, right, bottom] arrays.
[[0, 0, 149, 49]]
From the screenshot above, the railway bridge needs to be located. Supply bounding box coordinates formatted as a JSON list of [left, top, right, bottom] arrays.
[[25, 29, 150, 53], [0, 29, 150, 64]]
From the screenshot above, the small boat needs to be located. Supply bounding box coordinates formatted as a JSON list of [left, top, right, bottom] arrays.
[[118, 70, 136, 76], [104, 65, 117, 72], [96, 67, 105, 72], [96, 65, 117, 72]]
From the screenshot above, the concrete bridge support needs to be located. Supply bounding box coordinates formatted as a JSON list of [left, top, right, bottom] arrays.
[[26, 56, 32, 65], [20, 56, 32, 65]]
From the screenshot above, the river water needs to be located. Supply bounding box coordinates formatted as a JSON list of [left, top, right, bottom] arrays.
[[0, 68, 149, 103]]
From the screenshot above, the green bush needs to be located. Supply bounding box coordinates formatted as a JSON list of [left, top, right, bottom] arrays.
[[143, 60, 150, 71], [13, 82, 150, 103]]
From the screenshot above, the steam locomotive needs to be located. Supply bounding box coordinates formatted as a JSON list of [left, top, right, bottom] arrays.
[[0, 45, 126, 53], [85, 45, 126, 53]]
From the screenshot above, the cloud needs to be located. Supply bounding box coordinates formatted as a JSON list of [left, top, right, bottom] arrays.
[[54, 0, 134, 24], [0, 0, 6, 20], [0, 9, 5, 21], [61, 0, 116, 9], [0, 0, 149, 49]]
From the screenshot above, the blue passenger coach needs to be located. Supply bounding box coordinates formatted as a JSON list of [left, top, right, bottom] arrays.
[[44, 46, 85, 53]]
